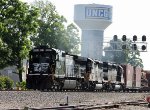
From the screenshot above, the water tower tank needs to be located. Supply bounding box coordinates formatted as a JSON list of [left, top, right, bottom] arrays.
[[74, 4, 112, 60]]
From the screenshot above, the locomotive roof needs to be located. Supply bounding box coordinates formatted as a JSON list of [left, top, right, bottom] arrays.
[[31, 47, 65, 54]]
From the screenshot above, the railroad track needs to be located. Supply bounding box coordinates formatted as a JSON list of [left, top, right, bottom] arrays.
[[18, 100, 148, 110], [2, 86, 150, 92]]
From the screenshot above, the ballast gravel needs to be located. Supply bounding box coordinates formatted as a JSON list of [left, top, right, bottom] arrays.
[[0, 91, 149, 110]]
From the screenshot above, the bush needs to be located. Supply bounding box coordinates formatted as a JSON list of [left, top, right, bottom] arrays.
[[3, 76, 14, 90], [16, 81, 26, 90], [0, 76, 14, 90], [0, 77, 5, 90]]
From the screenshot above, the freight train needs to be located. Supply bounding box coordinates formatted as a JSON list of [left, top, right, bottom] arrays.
[[26, 45, 149, 91]]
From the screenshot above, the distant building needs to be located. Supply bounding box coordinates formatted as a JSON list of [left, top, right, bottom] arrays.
[[0, 59, 28, 84], [0, 66, 19, 84]]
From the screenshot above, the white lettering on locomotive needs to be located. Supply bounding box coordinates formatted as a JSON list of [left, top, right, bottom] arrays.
[[33, 63, 49, 72]]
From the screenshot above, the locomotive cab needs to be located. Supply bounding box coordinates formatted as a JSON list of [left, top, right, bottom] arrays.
[[26, 46, 61, 90]]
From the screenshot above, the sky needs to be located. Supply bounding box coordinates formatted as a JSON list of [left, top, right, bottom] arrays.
[[23, 0, 150, 70]]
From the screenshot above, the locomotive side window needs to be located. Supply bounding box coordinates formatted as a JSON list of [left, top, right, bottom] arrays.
[[30, 53, 50, 63]]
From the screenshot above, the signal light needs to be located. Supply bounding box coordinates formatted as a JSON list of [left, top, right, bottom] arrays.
[[132, 44, 137, 50], [133, 35, 137, 41], [122, 35, 126, 41], [113, 35, 118, 41], [142, 35, 146, 41], [141, 45, 146, 50]]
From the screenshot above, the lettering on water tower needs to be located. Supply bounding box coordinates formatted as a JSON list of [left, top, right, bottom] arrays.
[[85, 7, 111, 20]]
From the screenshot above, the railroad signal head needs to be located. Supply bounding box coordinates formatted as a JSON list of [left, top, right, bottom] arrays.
[[132, 44, 137, 50], [113, 35, 118, 41], [141, 45, 146, 50], [142, 35, 146, 41], [133, 35, 137, 41], [122, 35, 127, 41]]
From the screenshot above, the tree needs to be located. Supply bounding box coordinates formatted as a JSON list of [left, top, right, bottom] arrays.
[[102, 39, 126, 64], [30, 0, 80, 54], [0, 0, 39, 81], [103, 38, 143, 68], [0, 38, 11, 69], [127, 46, 143, 68], [123, 39, 143, 68], [66, 23, 80, 54]]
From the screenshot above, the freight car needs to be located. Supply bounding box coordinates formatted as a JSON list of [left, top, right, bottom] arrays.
[[26, 46, 148, 92]]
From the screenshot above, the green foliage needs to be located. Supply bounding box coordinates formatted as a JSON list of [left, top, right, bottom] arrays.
[[127, 50, 143, 68], [0, 0, 80, 82], [0, 77, 5, 90], [3, 76, 14, 90], [66, 23, 80, 54], [16, 81, 26, 90], [0, 0, 39, 81], [0, 38, 11, 69], [31, 0, 80, 54], [0, 76, 14, 90], [122, 39, 143, 68], [103, 39, 126, 64]]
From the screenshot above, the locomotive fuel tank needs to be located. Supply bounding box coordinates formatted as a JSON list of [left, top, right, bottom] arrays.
[[95, 84, 103, 90], [63, 80, 77, 89], [114, 84, 122, 90]]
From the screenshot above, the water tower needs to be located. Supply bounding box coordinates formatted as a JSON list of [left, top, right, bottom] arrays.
[[74, 4, 112, 60]]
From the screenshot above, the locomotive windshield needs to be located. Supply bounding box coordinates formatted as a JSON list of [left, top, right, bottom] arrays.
[[31, 52, 55, 63], [30, 48, 56, 62]]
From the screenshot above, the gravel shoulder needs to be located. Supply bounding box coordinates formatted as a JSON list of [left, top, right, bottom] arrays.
[[0, 91, 149, 109]]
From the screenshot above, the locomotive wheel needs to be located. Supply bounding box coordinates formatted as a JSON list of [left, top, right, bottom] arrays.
[[81, 82, 88, 91]]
